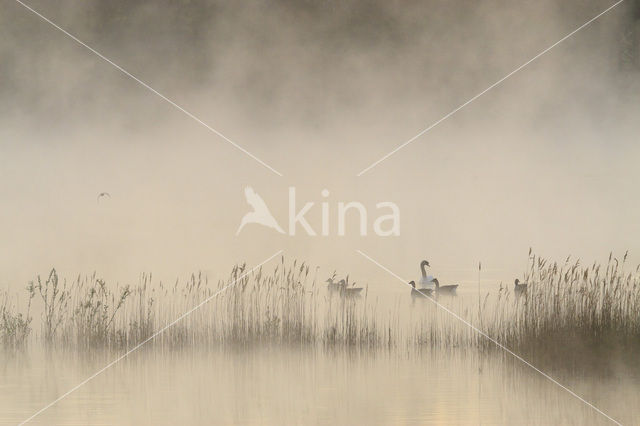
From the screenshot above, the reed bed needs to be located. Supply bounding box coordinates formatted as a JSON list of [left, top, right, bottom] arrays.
[[489, 251, 640, 360], [1, 252, 639, 356]]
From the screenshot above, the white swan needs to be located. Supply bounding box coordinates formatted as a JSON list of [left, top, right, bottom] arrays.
[[419, 260, 436, 290], [236, 186, 285, 235]]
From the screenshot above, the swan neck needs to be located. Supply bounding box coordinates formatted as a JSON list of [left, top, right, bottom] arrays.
[[420, 261, 428, 277]]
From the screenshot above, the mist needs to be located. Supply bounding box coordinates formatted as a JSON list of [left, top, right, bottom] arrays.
[[1, 0, 639, 291]]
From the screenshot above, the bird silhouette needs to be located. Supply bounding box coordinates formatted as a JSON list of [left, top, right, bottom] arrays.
[[97, 192, 111, 203], [433, 278, 458, 295], [514, 279, 528, 297], [236, 186, 285, 235], [419, 260, 436, 289]]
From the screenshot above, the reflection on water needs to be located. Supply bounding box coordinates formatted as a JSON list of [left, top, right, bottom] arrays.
[[1, 347, 635, 425]]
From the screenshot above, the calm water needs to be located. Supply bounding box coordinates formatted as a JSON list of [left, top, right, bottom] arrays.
[[1, 346, 637, 425]]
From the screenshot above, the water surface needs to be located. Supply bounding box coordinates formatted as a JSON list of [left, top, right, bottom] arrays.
[[1, 347, 636, 425]]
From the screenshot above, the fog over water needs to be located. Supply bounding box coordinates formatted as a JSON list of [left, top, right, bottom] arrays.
[[2, 2, 640, 425], [1, 0, 639, 293], [3, 347, 639, 425]]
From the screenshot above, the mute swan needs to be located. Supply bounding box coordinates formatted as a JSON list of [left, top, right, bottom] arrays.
[[419, 260, 436, 290]]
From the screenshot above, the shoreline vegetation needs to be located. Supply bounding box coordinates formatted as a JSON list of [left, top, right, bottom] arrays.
[[2, 252, 639, 368]]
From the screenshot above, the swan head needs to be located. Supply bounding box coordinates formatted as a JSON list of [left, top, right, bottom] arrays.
[[337, 279, 346, 286], [432, 278, 440, 288], [514, 278, 520, 286], [420, 260, 430, 277], [409, 280, 416, 288]]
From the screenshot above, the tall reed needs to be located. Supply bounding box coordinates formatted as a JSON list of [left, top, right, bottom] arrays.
[[1, 252, 638, 355]]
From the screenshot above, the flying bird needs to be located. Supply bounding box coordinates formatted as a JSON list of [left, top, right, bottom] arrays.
[[236, 186, 284, 235], [97, 192, 111, 203]]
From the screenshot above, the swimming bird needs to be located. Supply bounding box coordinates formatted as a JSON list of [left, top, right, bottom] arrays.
[[514, 279, 528, 296], [338, 279, 363, 298], [419, 260, 436, 290], [433, 278, 458, 295], [326, 277, 346, 292], [409, 280, 433, 297], [97, 192, 110, 203], [236, 186, 285, 235]]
